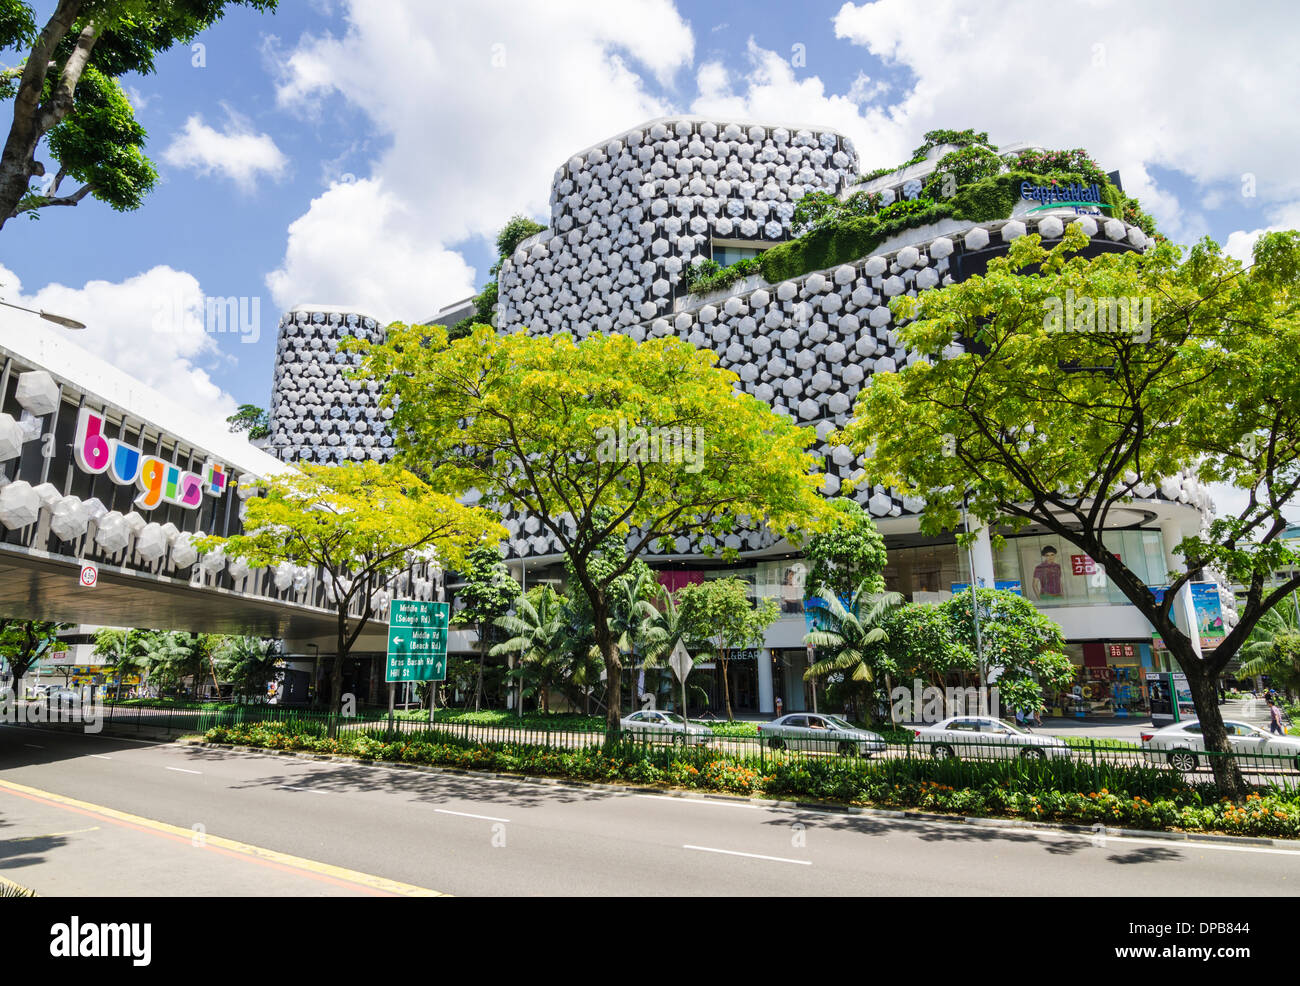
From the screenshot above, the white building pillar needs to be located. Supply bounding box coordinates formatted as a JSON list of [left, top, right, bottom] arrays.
[[971, 523, 997, 588], [1158, 518, 1203, 659], [757, 648, 775, 714]]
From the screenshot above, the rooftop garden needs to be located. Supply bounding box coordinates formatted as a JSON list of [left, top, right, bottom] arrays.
[[686, 129, 1159, 294]]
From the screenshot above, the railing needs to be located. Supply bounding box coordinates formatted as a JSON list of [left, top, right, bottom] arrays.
[[16, 701, 1298, 793]]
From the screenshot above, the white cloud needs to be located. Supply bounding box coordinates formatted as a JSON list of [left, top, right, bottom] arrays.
[[265, 177, 477, 323], [0, 263, 240, 419], [162, 109, 288, 191], [831, 0, 1300, 244], [1223, 202, 1300, 265], [266, 0, 693, 320]]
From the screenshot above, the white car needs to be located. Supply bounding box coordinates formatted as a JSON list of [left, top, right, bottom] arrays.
[[621, 710, 713, 746], [914, 716, 1071, 761], [758, 713, 886, 756], [1141, 719, 1300, 772]]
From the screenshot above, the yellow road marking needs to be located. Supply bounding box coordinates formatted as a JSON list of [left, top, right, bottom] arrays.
[[0, 778, 448, 897]]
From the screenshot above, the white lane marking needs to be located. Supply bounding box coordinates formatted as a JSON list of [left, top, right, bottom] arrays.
[[23, 743, 43, 749], [683, 844, 811, 865], [1087, 833, 1300, 857], [636, 793, 766, 811], [164, 766, 201, 775], [90, 754, 112, 760], [435, 808, 510, 823], [278, 786, 329, 795]]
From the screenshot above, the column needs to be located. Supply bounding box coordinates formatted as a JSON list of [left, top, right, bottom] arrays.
[[1158, 519, 1203, 658], [757, 648, 774, 715], [971, 523, 996, 588]]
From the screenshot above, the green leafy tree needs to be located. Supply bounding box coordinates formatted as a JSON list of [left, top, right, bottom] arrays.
[[800, 497, 888, 600], [492, 584, 567, 714], [346, 325, 827, 736], [90, 626, 150, 699], [642, 584, 710, 718], [871, 603, 977, 723], [679, 577, 779, 720], [132, 630, 220, 697], [452, 542, 521, 712], [943, 588, 1074, 718], [0, 618, 68, 694], [199, 461, 503, 720], [225, 403, 269, 441], [216, 636, 280, 702], [1238, 603, 1300, 697], [802, 582, 904, 721], [0, 0, 277, 227], [841, 224, 1300, 796]]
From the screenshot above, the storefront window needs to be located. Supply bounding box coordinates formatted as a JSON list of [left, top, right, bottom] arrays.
[[883, 543, 967, 603], [994, 530, 1165, 608], [755, 560, 806, 614]]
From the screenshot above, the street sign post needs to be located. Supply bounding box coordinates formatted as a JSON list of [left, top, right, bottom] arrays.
[[669, 639, 693, 721], [385, 599, 449, 684]]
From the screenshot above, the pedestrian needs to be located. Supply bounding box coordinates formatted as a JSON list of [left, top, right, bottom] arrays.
[[774, 696, 783, 718], [1267, 698, 1286, 735]]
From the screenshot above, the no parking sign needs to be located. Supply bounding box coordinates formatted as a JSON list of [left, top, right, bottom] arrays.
[[79, 563, 98, 588]]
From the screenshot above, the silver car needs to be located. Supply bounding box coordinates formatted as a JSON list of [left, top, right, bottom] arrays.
[[621, 710, 713, 746], [758, 713, 886, 756], [914, 716, 1071, 760], [1141, 719, 1300, 772]]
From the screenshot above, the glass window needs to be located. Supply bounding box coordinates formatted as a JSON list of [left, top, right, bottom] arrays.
[[712, 243, 765, 267], [948, 719, 978, 731], [884, 543, 966, 603], [784, 716, 807, 728], [756, 560, 807, 614]]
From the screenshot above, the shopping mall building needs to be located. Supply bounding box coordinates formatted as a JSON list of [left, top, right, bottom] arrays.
[[267, 117, 1234, 718]]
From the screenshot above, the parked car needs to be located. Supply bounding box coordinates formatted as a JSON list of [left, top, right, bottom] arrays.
[[758, 713, 886, 756], [1141, 719, 1300, 771], [914, 716, 1072, 760], [620, 710, 713, 746]]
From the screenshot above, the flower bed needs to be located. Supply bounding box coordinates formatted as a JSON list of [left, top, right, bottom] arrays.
[[204, 720, 1300, 839]]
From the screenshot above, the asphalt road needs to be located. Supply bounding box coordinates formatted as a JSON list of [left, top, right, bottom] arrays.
[[1, 723, 1297, 897]]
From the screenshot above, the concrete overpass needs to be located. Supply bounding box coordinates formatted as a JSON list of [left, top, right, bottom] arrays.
[[0, 307, 439, 654]]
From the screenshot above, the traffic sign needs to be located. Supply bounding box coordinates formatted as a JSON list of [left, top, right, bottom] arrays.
[[668, 639, 693, 683], [79, 563, 98, 588], [385, 599, 449, 683]]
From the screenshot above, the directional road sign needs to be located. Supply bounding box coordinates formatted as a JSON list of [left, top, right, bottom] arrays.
[[385, 599, 449, 683]]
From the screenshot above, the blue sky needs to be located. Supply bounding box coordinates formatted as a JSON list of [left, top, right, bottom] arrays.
[[2, 0, 1296, 431]]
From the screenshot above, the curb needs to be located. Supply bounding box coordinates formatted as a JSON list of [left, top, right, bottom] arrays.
[[184, 741, 1299, 849]]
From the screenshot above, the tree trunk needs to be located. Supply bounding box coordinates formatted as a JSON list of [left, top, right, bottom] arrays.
[[474, 621, 486, 712], [1181, 657, 1245, 798], [593, 602, 621, 739], [721, 651, 734, 721]]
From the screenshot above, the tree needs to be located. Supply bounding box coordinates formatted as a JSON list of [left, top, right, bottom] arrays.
[[800, 497, 888, 601], [0, 618, 67, 694], [447, 214, 547, 339], [491, 585, 567, 714], [226, 404, 269, 441], [802, 582, 904, 721], [943, 588, 1075, 719], [346, 326, 827, 736], [199, 461, 503, 720], [679, 577, 779, 720], [216, 636, 280, 702], [452, 542, 520, 712], [0, 0, 277, 227], [841, 225, 1300, 795], [1238, 603, 1300, 697], [133, 630, 220, 696], [91, 626, 148, 699], [642, 584, 709, 718], [872, 602, 976, 723]]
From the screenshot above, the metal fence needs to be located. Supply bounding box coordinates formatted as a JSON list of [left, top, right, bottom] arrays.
[[9, 699, 1295, 794]]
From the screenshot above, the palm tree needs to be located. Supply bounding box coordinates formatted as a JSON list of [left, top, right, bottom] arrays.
[[216, 636, 281, 703], [491, 586, 568, 714], [1238, 603, 1300, 697], [642, 584, 704, 718], [92, 628, 146, 701], [606, 568, 659, 715], [803, 580, 904, 720]]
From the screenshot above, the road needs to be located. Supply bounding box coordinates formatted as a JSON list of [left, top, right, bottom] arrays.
[[1, 724, 1297, 896]]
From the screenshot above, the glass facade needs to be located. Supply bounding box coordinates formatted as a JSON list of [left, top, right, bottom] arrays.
[[883, 543, 969, 603], [992, 529, 1166, 608]]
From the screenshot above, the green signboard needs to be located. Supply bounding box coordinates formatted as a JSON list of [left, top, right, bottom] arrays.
[[385, 599, 449, 683]]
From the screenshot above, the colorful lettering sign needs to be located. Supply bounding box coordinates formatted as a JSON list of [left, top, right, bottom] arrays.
[[71, 408, 224, 511]]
